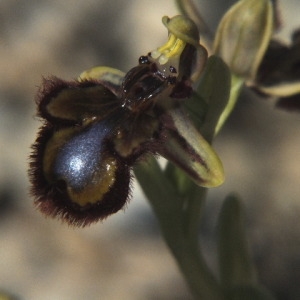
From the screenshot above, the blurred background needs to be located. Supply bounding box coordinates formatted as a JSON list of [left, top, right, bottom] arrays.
[[0, 0, 299, 299]]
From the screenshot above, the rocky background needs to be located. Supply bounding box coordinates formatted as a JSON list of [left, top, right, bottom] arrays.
[[0, 0, 299, 299]]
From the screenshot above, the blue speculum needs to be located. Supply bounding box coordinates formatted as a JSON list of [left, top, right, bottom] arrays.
[[54, 122, 110, 191]]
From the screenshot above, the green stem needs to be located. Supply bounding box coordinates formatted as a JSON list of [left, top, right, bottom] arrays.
[[181, 185, 225, 299], [134, 159, 224, 299], [183, 186, 207, 247], [168, 238, 224, 300]]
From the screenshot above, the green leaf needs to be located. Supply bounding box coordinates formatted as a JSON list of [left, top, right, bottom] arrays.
[[217, 194, 257, 289]]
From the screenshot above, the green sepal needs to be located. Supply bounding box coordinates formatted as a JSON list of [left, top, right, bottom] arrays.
[[162, 56, 230, 195], [158, 107, 224, 188], [196, 55, 231, 141], [184, 90, 208, 129], [258, 81, 300, 97]]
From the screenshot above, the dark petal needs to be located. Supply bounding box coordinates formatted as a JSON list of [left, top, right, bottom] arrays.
[[29, 121, 132, 227], [256, 40, 289, 86], [122, 63, 171, 111], [37, 77, 121, 124], [276, 94, 300, 112]]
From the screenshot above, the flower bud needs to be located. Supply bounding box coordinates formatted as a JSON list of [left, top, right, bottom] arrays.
[[213, 0, 273, 80]]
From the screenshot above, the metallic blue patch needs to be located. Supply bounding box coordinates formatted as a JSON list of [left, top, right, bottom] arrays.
[[54, 122, 111, 190]]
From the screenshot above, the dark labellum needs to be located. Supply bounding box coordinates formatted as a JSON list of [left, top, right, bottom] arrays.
[[29, 54, 188, 227], [30, 123, 131, 226]]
